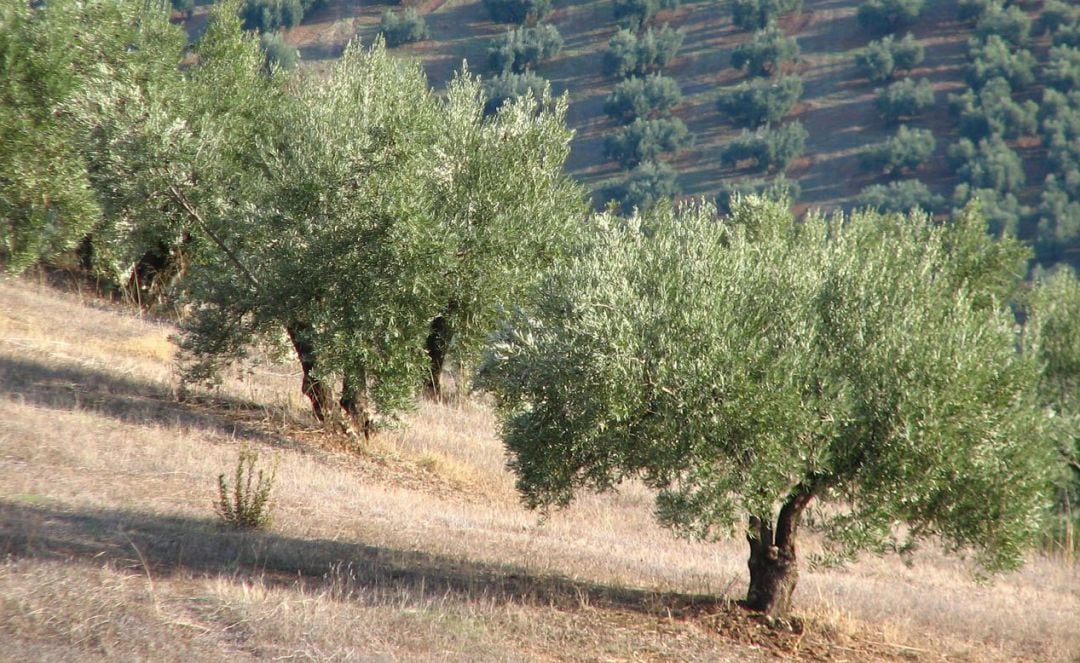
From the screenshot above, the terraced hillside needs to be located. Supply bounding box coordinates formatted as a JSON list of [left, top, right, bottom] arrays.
[[230, 0, 1073, 247]]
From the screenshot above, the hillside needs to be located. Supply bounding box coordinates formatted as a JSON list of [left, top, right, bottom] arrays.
[[231, 0, 1066, 229], [1, 276, 1078, 660]]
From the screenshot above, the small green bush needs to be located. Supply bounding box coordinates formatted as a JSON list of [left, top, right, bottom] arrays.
[[214, 447, 277, 530]]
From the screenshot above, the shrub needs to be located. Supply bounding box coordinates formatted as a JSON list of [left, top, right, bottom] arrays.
[[860, 125, 936, 174], [604, 25, 684, 77], [730, 0, 803, 31], [721, 121, 807, 172], [616, 161, 680, 213], [715, 175, 800, 214], [855, 179, 942, 213], [380, 8, 429, 47], [967, 36, 1035, 89], [948, 135, 1026, 193], [604, 74, 682, 124], [488, 24, 562, 73], [856, 33, 924, 82], [483, 0, 551, 24], [975, 4, 1031, 46], [949, 78, 1038, 140], [605, 118, 691, 168], [856, 0, 924, 34], [260, 31, 299, 72], [214, 447, 277, 530], [875, 77, 934, 122], [613, 0, 679, 30], [731, 26, 800, 77], [483, 71, 549, 115], [716, 75, 802, 128]]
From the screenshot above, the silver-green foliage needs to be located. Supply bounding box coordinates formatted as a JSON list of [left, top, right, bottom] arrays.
[[0, 0, 183, 274], [478, 198, 1054, 573]]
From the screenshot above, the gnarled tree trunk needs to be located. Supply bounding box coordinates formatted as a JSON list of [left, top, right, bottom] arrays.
[[424, 302, 457, 399], [286, 322, 334, 424], [744, 484, 815, 619], [340, 370, 375, 440]]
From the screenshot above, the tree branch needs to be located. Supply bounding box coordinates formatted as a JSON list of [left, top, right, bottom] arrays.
[[167, 184, 261, 292]]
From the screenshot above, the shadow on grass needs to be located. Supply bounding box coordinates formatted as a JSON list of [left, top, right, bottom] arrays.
[[0, 356, 295, 448], [0, 500, 732, 617]]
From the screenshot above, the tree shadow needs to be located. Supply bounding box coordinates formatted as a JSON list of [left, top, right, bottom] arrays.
[[0, 356, 295, 449], [0, 500, 732, 618]]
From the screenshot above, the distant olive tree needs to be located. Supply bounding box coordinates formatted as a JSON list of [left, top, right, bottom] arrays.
[[604, 118, 691, 168], [260, 31, 299, 71], [856, 0, 924, 34], [604, 25, 684, 77], [856, 179, 943, 213], [613, 161, 680, 213], [951, 185, 1028, 237], [731, 26, 799, 76], [875, 77, 934, 122], [975, 4, 1031, 46], [967, 36, 1034, 89], [949, 136, 1027, 194], [488, 24, 563, 73], [1041, 0, 1078, 36], [715, 175, 800, 214], [379, 8, 429, 48], [478, 198, 1054, 619], [730, 0, 802, 31], [855, 33, 924, 82], [1046, 46, 1080, 93], [613, 0, 679, 30], [948, 78, 1038, 140], [604, 74, 682, 124], [483, 0, 551, 24], [859, 125, 936, 174], [716, 76, 803, 128], [721, 122, 807, 172], [483, 71, 549, 115]]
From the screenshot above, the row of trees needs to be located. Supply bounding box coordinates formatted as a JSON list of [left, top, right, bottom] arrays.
[[597, 0, 689, 213], [715, 12, 804, 204], [1, 0, 584, 433]]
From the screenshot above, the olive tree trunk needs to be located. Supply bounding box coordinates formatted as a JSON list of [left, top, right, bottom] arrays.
[[286, 322, 335, 424], [744, 485, 815, 619], [340, 370, 375, 440]]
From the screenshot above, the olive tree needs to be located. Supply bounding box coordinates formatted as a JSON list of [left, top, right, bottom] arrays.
[[730, 0, 802, 32], [716, 76, 802, 128], [859, 125, 936, 174], [855, 179, 942, 214], [731, 26, 799, 76], [80, 9, 583, 430], [855, 33, 924, 83], [0, 0, 184, 275], [478, 198, 1054, 618], [603, 25, 683, 77], [488, 24, 563, 74], [604, 117, 691, 168], [856, 0, 924, 34], [604, 74, 682, 124], [875, 77, 934, 122]]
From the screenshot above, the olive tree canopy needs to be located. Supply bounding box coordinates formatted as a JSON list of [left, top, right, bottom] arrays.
[[478, 198, 1055, 617]]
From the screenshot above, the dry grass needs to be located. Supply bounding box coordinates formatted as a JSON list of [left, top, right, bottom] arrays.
[[1, 277, 1078, 662]]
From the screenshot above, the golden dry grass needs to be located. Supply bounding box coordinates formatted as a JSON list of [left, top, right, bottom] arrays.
[[1, 276, 1077, 662]]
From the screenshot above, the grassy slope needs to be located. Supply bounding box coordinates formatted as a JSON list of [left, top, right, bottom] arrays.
[[1, 278, 1078, 661], [269, 0, 1050, 214]]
